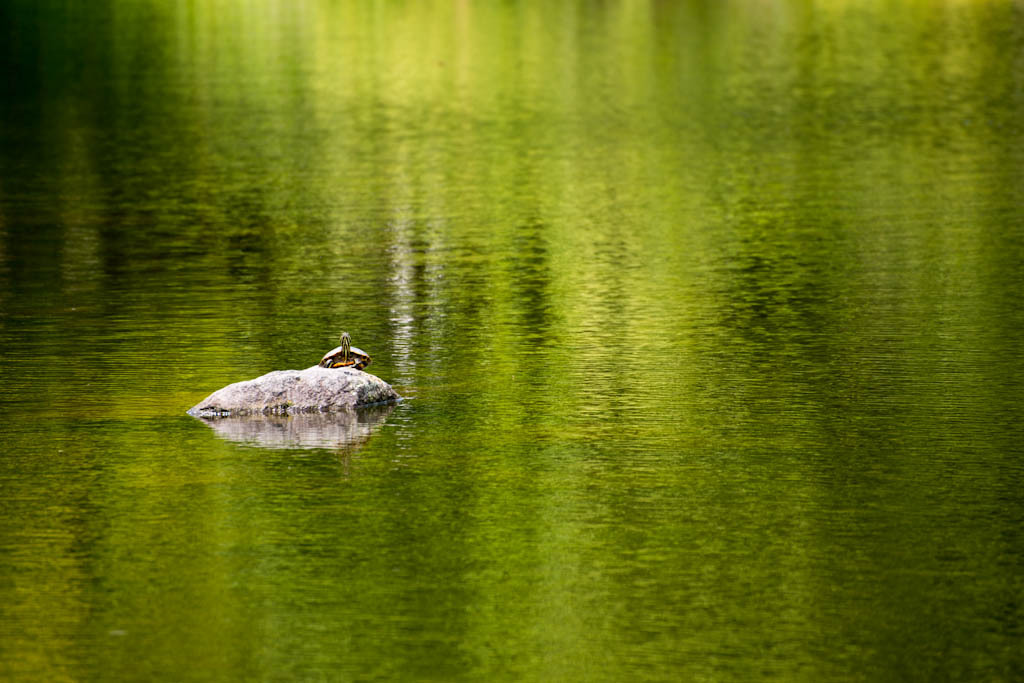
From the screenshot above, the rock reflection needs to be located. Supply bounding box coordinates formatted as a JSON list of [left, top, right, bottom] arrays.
[[194, 404, 395, 451]]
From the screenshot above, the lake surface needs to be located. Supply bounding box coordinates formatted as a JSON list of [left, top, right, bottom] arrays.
[[2, 1, 1024, 680]]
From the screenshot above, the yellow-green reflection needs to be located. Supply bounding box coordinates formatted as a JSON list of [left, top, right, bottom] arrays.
[[1, 1, 1023, 681]]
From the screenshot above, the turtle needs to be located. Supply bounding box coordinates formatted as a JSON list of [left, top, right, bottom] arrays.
[[318, 331, 372, 370]]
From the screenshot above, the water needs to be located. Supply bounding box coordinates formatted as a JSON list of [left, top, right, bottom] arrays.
[[2, 1, 1024, 680]]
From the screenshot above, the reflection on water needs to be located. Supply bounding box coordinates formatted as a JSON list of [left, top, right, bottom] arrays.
[[2, 0, 1024, 681], [194, 404, 396, 450]]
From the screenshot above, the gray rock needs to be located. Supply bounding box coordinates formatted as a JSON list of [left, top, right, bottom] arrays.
[[187, 366, 401, 418]]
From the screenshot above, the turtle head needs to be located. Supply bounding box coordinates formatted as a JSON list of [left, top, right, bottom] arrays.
[[340, 331, 351, 361]]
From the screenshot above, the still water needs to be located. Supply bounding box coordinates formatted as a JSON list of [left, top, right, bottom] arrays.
[[2, 1, 1023, 680]]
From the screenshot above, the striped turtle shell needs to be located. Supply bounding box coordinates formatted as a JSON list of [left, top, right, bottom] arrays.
[[319, 332, 372, 370]]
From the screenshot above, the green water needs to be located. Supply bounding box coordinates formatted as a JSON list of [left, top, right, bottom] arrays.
[[2, 1, 1024, 680]]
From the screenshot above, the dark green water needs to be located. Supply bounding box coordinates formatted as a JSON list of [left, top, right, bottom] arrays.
[[2, 1, 1024, 680]]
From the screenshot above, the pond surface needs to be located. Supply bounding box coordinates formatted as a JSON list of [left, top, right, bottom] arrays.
[[2, 1, 1024, 680]]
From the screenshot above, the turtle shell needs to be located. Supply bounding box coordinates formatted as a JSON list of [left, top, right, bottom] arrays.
[[319, 344, 372, 370]]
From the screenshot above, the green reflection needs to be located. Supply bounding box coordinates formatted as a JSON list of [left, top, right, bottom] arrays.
[[2, 1, 1023, 681]]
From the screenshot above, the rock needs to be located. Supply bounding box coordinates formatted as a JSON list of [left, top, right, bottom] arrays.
[[187, 366, 401, 418]]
